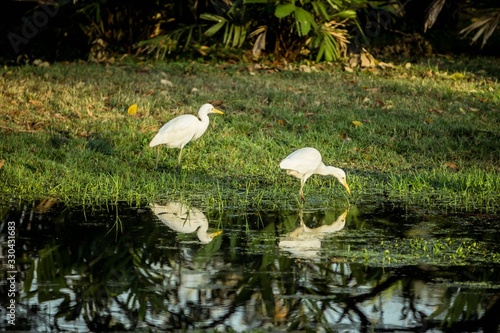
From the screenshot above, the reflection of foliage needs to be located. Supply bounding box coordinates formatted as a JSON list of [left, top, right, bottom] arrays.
[[5, 203, 175, 330], [1, 203, 500, 331], [343, 237, 500, 266]]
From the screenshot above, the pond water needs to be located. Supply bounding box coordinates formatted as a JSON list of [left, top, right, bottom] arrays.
[[1, 200, 500, 332]]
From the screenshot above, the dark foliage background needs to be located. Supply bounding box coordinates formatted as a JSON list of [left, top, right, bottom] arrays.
[[0, 0, 498, 64]]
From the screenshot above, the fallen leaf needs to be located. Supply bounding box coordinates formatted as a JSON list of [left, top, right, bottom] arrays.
[[364, 87, 379, 94], [0, 159, 4, 169], [339, 133, 351, 142], [405, 62, 412, 69], [127, 104, 138, 115], [29, 99, 43, 107], [86, 107, 94, 117], [352, 120, 363, 127], [344, 66, 354, 73], [429, 108, 444, 114], [381, 100, 394, 110], [360, 52, 375, 68], [160, 79, 173, 87], [377, 61, 394, 69], [444, 162, 459, 171], [348, 56, 359, 68], [422, 70, 433, 78], [449, 73, 465, 80]]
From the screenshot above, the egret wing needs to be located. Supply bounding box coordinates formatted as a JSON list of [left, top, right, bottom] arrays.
[[280, 147, 322, 173], [149, 115, 199, 147]]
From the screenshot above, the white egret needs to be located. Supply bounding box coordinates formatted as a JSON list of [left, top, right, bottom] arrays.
[[280, 147, 351, 201], [149, 103, 223, 167], [150, 202, 222, 244]]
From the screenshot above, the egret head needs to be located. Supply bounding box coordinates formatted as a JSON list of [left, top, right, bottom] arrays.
[[332, 168, 351, 195], [200, 103, 224, 115]]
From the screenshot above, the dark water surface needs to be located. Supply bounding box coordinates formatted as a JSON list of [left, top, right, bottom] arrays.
[[1, 200, 499, 332]]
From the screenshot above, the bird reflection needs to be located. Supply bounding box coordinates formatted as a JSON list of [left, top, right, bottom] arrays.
[[279, 208, 349, 258], [150, 202, 222, 244]]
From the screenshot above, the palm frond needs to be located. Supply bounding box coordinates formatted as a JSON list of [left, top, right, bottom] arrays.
[[424, 0, 446, 32], [460, 9, 500, 48]]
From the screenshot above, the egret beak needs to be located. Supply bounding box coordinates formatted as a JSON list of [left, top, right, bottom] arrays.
[[212, 108, 224, 115], [341, 179, 351, 195], [209, 230, 223, 239], [340, 209, 349, 220]]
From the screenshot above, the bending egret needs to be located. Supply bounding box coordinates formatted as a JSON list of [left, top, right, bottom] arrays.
[[149, 103, 223, 167], [280, 147, 351, 201], [151, 202, 222, 244], [279, 208, 349, 258]]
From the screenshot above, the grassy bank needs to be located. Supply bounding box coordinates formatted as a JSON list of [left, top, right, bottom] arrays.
[[0, 57, 499, 212]]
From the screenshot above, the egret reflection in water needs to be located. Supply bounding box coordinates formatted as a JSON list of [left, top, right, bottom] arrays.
[[150, 202, 222, 244], [279, 207, 349, 258]]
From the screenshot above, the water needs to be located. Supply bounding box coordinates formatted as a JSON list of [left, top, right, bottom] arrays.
[[1, 200, 499, 332]]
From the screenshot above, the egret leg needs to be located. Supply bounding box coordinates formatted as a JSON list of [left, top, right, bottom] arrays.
[[155, 146, 161, 168], [299, 182, 306, 202], [177, 146, 184, 171]]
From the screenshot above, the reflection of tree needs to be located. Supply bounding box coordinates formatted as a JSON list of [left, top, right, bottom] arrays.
[[220, 208, 500, 332], [1, 203, 499, 332], [2, 202, 197, 331]]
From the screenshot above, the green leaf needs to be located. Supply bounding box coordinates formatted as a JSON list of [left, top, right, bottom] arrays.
[[275, 3, 296, 18], [312, 1, 329, 20], [201, 13, 227, 37], [333, 9, 357, 19], [294, 7, 316, 36], [205, 21, 226, 36], [224, 24, 233, 45], [200, 13, 225, 22], [325, 0, 340, 11], [233, 25, 241, 47], [315, 32, 339, 62]]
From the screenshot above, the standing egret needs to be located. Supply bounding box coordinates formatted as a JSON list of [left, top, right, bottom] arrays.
[[149, 103, 223, 168], [280, 147, 351, 201]]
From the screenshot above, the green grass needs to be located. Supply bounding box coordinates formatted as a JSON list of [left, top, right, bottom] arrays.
[[0, 57, 499, 212]]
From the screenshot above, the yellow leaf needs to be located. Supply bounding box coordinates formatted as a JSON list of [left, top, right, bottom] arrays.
[[352, 120, 363, 127], [449, 72, 465, 80], [127, 104, 138, 115]]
